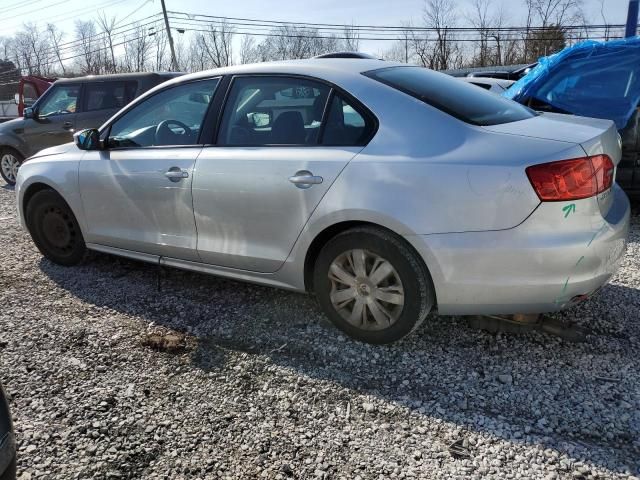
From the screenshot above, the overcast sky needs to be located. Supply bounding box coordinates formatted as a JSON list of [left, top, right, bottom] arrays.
[[0, 0, 634, 49]]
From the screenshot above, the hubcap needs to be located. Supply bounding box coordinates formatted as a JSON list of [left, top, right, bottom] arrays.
[[328, 249, 404, 331], [1, 153, 19, 183]]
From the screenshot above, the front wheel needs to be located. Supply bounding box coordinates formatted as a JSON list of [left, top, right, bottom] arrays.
[[313, 227, 435, 344], [0, 149, 23, 186], [26, 190, 87, 266]]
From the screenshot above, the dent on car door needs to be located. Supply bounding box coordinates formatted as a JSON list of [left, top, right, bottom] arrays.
[[78, 78, 221, 260], [193, 75, 376, 273]]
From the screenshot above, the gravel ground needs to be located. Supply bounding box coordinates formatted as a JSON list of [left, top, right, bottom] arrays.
[[1, 183, 639, 480]]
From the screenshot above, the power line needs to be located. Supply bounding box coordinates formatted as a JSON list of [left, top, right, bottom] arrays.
[[0, 0, 70, 23], [1, 0, 133, 30], [166, 16, 623, 43], [0, 0, 45, 15], [174, 24, 620, 43], [167, 10, 632, 33]]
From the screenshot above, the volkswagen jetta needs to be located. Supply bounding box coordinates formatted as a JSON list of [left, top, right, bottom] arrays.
[[15, 59, 630, 344]]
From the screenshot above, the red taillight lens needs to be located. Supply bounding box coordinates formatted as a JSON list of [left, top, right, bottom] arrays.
[[526, 155, 614, 201], [591, 154, 614, 193]]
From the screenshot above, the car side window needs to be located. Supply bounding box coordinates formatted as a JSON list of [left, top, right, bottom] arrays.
[[218, 76, 330, 146], [321, 93, 373, 146], [37, 85, 79, 117], [83, 81, 137, 112], [107, 78, 219, 148], [22, 82, 38, 105]]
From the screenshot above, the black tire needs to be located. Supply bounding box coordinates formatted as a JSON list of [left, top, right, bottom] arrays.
[[0, 148, 23, 186], [313, 226, 435, 344], [26, 189, 87, 266], [620, 110, 639, 164]]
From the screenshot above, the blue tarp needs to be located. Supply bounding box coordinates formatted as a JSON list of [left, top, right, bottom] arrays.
[[503, 37, 640, 130]]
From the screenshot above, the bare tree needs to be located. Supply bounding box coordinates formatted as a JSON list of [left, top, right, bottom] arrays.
[[75, 20, 99, 74], [45, 24, 66, 75], [196, 20, 234, 68], [467, 0, 492, 66], [342, 24, 360, 52], [150, 27, 169, 71], [122, 24, 151, 72], [96, 13, 117, 73], [412, 0, 462, 70], [239, 35, 258, 64]]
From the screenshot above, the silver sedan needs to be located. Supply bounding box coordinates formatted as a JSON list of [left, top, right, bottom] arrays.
[[15, 59, 630, 344]]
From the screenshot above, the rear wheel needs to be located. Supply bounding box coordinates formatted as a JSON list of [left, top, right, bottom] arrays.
[[0, 148, 23, 186], [313, 227, 434, 344], [26, 190, 87, 266]]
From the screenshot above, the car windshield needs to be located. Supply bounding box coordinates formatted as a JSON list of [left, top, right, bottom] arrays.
[[365, 66, 535, 126]]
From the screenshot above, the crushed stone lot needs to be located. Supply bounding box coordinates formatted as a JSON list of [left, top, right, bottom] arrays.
[[1, 183, 639, 480]]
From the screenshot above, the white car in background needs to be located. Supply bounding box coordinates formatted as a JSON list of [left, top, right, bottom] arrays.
[[460, 77, 515, 93]]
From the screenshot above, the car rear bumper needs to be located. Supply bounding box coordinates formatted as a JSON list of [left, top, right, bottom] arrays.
[[407, 184, 630, 315]]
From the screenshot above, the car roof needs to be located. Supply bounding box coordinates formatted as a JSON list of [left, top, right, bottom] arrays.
[[54, 72, 184, 85], [165, 58, 398, 85]]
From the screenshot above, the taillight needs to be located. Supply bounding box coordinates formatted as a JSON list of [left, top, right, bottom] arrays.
[[526, 155, 614, 201]]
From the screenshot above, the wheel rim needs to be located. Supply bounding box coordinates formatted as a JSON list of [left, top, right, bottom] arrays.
[[328, 249, 405, 331], [40, 206, 77, 254], [1, 153, 19, 183]]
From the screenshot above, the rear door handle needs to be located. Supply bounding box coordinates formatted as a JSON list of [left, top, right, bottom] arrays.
[[164, 167, 189, 182], [289, 170, 323, 189]]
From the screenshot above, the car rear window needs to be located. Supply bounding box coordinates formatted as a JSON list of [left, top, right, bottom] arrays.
[[365, 66, 535, 126]]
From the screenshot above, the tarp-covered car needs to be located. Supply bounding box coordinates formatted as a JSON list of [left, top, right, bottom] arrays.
[[504, 37, 640, 195]]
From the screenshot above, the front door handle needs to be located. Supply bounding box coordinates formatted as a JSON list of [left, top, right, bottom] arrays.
[[289, 170, 323, 189], [164, 167, 189, 182], [62, 121, 73, 130]]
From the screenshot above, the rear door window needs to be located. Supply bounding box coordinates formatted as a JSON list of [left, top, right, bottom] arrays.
[[83, 81, 137, 112], [321, 94, 374, 145], [365, 66, 535, 126], [218, 76, 331, 146]]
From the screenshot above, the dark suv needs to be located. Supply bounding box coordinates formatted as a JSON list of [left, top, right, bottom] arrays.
[[0, 72, 182, 185]]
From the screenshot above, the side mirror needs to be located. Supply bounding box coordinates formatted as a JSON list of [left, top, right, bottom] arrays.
[[23, 107, 35, 119], [74, 128, 101, 151]]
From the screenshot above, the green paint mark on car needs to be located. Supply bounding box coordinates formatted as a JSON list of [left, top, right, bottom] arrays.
[[562, 203, 576, 218]]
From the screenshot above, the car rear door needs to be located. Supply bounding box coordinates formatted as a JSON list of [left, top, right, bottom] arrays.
[[79, 78, 221, 261], [193, 75, 376, 273], [75, 80, 138, 131]]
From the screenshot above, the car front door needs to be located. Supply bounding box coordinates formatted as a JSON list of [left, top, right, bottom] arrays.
[[78, 78, 221, 261], [23, 83, 79, 156], [193, 75, 376, 273]]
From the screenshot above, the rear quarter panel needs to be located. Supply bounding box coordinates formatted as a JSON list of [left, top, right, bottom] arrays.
[[304, 85, 586, 236]]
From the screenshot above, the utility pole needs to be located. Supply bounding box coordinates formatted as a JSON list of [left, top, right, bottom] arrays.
[[625, 0, 639, 37], [161, 0, 179, 71]]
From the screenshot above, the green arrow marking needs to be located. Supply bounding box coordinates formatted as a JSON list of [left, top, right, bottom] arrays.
[[562, 203, 576, 218]]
